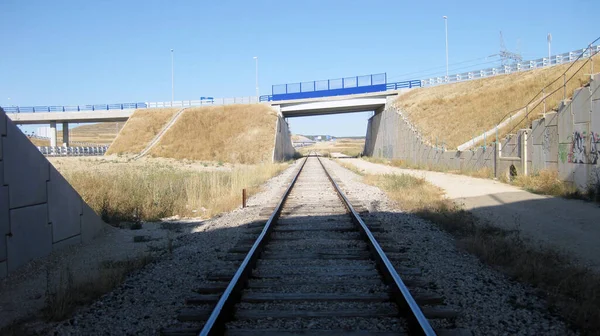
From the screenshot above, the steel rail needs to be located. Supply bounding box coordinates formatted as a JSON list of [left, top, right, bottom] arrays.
[[198, 156, 308, 336], [315, 155, 437, 336]]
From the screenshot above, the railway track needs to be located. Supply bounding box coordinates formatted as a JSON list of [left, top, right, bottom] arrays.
[[163, 155, 464, 335]]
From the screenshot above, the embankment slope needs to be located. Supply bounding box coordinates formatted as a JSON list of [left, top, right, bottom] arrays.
[[397, 56, 600, 148], [148, 104, 284, 164], [106, 108, 180, 155]]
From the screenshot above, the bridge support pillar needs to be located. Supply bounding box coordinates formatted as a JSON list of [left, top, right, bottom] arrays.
[[62, 122, 69, 147], [49, 122, 57, 147]]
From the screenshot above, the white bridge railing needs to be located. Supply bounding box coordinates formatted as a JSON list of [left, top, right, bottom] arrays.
[[421, 45, 600, 87], [37, 146, 109, 156], [147, 96, 259, 108]]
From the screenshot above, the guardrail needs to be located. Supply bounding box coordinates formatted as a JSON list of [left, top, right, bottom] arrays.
[[386, 80, 422, 90], [3, 103, 147, 113], [422, 45, 600, 87], [37, 146, 109, 156], [147, 96, 258, 108]]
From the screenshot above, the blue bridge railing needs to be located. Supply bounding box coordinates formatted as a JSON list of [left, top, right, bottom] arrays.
[[1, 102, 147, 113], [259, 74, 420, 102]]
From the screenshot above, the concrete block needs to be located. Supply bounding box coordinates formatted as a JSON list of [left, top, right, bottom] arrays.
[[591, 73, 600, 101], [532, 144, 543, 173], [0, 261, 6, 279], [557, 100, 573, 144], [0, 113, 6, 136], [543, 126, 559, 163], [572, 87, 591, 124], [474, 148, 485, 170], [545, 161, 558, 172], [573, 164, 591, 191], [544, 112, 558, 127], [0, 186, 8, 261], [7, 204, 52, 273], [3, 120, 49, 209], [47, 166, 83, 243], [572, 123, 590, 164], [53, 234, 81, 251], [531, 118, 544, 145], [81, 202, 105, 242], [592, 100, 600, 136]]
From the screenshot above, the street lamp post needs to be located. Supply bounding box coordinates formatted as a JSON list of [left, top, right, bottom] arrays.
[[443, 16, 448, 79], [547, 33, 552, 65], [253, 56, 259, 101], [171, 49, 174, 106]]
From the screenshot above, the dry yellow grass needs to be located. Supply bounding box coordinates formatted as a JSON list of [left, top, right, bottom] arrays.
[[298, 138, 365, 157], [148, 104, 278, 164], [26, 122, 125, 146], [55, 157, 287, 223], [106, 108, 180, 155], [512, 170, 581, 198], [397, 55, 600, 148]]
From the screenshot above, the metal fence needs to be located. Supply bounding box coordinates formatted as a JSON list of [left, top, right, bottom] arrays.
[[2, 103, 147, 113], [37, 146, 109, 156], [422, 45, 600, 87], [262, 73, 388, 102], [147, 96, 259, 108]]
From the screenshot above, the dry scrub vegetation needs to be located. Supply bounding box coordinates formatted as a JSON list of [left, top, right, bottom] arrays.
[[26, 122, 125, 147], [362, 156, 495, 179], [55, 158, 287, 224], [347, 169, 600, 334], [149, 104, 278, 164], [298, 138, 365, 157], [363, 157, 599, 201], [107, 108, 180, 155], [397, 55, 600, 148]]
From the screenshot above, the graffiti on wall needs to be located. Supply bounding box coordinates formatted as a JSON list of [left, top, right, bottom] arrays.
[[568, 131, 600, 164], [559, 143, 568, 164], [591, 132, 599, 165], [569, 131, 586, 163]]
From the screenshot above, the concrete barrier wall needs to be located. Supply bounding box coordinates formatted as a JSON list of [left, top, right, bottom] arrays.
[[272, 114, 295, 162], [364, 73, 600, 190], [0, 108, 106, 279]]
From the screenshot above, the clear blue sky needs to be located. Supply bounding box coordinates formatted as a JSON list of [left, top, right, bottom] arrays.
[[1, 0, 598, 136]]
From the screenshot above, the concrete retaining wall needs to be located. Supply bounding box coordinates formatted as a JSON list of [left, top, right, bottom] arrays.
[[365, 73, 600, 190], [272, 114, 295, 162], [0, 108, 106, 279]]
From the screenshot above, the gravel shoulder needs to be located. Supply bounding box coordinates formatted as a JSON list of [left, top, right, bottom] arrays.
[[321, 158, 573, 335], [0, 159, 301, 335], [342, 158, 600, 271]]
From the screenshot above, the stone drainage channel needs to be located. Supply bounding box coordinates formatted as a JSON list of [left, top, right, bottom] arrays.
[[162, 155, 465, 336]]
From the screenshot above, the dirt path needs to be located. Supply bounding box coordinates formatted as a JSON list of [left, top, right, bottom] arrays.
[[344, 158, 600, 271]]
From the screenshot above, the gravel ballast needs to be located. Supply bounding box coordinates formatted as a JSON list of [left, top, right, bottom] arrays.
[[24, 160, 302, 336], [321, 158, 573, 335]]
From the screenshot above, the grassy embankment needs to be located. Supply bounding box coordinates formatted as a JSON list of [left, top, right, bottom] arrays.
[[397, 55, 600, 149], [148, 105, 279, 164], [27, 122, 125, 146], [55, 158, 288, 224], [336, 160, 600, 333], [106, 108, 180, 155]]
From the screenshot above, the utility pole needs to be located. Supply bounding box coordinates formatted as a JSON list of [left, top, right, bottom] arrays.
[[171, 49, 174, 106], [547, 33, 552, 65], [443, 16, 448, 78], [253, 56, 259, 101]]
